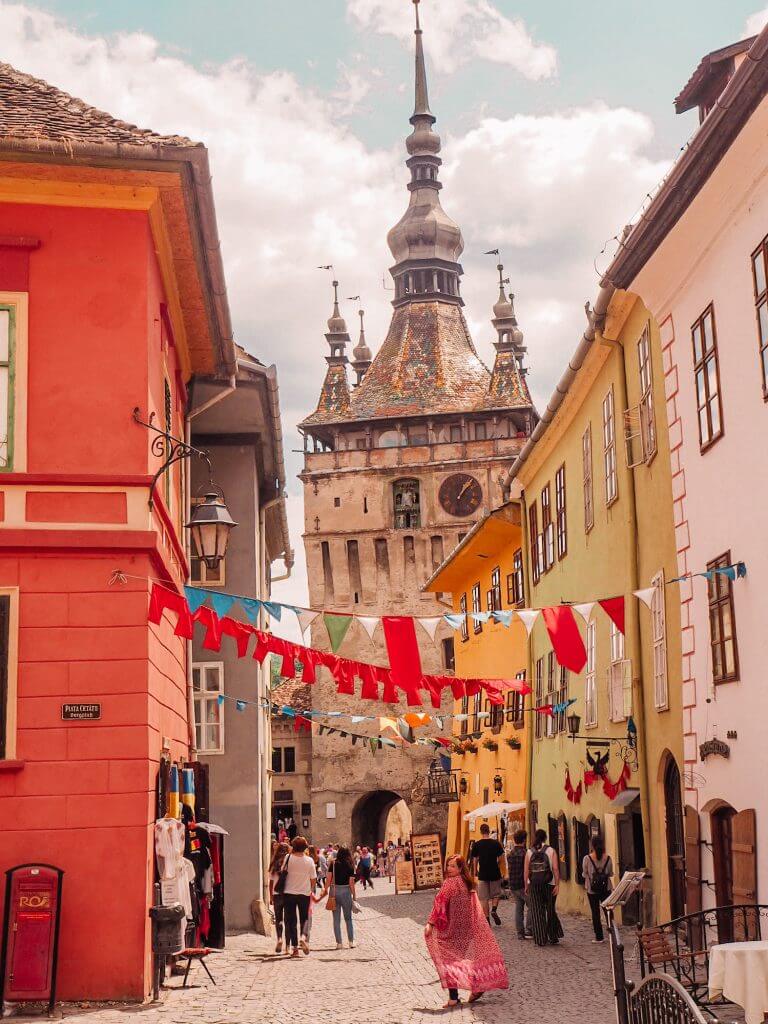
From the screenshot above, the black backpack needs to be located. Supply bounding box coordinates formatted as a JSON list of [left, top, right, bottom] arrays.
[[528, 847, 553, 887], [591, 857, 611, 899], [507, 846, 526, 890]]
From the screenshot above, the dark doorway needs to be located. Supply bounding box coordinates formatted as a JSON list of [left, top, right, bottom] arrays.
[[664, 757, 686, 920], [617, 799, 646, 925], [351, 790, 410, 848], [712, 804, 736, 942]]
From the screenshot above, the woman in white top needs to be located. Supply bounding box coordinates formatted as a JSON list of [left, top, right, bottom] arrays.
[[282, 836, 317, 957]]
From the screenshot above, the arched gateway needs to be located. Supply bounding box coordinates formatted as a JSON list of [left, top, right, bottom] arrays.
[[351, 791, 413, 848]]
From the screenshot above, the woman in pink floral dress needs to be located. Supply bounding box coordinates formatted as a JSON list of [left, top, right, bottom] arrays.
[[424, 855, 509, 1008]]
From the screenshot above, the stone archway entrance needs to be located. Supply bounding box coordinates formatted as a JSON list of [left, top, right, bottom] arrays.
[[351, 790, 413, 848]]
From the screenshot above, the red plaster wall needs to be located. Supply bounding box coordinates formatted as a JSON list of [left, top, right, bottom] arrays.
[[0, 202, 190, 1001]]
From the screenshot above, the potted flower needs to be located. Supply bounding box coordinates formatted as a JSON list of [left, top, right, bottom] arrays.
[[506, 737, 522, 750], [482, 738, 499, 752]]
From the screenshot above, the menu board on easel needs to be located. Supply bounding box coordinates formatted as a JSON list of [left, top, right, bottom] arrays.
[[395, 858, 415, 894], [410, 832, 444, 890]]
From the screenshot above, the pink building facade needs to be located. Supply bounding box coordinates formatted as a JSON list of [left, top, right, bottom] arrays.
[[608, 31, 768, 919]]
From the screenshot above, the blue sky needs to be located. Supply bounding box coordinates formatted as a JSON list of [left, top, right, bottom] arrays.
[[3, 0, 766, 611]]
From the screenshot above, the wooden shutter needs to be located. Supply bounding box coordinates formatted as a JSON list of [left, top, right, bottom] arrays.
[[0, 594, 9, 760], [548, 814, 558, 851], [732, 808, 757, 905], [574, 819, 589, 886], [557, 813, 570, 881], [684, 806, 702, 946]]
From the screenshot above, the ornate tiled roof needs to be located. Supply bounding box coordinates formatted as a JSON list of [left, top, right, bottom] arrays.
[[302, 363, 351, 426], [484, 349, 533, 409], [0, 62, 196, 149], [272, 678, 312, 715]]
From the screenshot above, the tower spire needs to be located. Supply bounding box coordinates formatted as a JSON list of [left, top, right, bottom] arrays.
[[412, 0, 432, 119]]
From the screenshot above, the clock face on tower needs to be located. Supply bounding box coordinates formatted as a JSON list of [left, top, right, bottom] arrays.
[[439, 473, 483, 517]]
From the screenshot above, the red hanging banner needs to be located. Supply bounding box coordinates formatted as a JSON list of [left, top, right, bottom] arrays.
[[382, 616, 423, 706], [541, 605, 587, 673]]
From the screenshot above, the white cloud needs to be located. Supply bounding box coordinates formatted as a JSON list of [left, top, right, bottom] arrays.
[[0, 4, 671, 611], [746, 7, 768, 34], [347, 0, 557, 79]]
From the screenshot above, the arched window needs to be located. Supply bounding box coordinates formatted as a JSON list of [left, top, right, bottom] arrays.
[[393, 478, 421, 529]]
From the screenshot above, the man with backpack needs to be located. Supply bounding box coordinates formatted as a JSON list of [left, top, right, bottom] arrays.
[[506, 829, 531, 939], [524, 828, 563, 946], [582, 836, 613, 942]]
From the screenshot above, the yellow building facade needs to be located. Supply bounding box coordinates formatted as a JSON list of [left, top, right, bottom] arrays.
[[513, 292, 683, 925], [425, 505, 529, 858]]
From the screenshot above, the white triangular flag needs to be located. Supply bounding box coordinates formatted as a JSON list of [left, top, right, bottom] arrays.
[[572, 602, 596, 623], [634, 587, 655, 610], [295, 608, 319, 639], [516, 608, 540, 636], [358, 616, 380, 641], [418, 616, 442, 641]]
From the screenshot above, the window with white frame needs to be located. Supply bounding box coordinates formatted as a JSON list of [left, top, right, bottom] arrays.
[[546, 651, 557, 738], [651, 571, 668, 709], [608, 622, 631, 722], [193, 662, 224, 753], [0, 307, 16, 471], [585, 620, 597, 727], [534, 657, 544, 740], [472, 582, 483, 634], [582, 424, 594, 532], [637, 325, 657, 461], [603, 387, 618, 505], [459, 593, 469, 642]]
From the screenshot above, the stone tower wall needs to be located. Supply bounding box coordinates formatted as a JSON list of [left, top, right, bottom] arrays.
[[301, 436, 524, 847]]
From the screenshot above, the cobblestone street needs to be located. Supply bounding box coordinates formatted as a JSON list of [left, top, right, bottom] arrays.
[[51, 882, 626, 1024]]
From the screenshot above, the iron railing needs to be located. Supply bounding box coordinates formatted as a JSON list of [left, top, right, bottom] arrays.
[[628, 974, 707, 1024], [638, 904, 768, 1011]]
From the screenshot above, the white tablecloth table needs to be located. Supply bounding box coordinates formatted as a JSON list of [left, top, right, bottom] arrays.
[[709, 940, 768, 1024]]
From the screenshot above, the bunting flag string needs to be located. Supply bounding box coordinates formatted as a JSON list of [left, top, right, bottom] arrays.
[[148, 582, 530, 710]]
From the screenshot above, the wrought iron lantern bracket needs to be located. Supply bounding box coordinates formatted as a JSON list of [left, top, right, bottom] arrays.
[[133, 407, 213, 509]]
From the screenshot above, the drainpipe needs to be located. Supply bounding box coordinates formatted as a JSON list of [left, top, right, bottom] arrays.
[[184, 376, 237, 758], [601, 332, 654, 922], [520, 489, 536, 838]]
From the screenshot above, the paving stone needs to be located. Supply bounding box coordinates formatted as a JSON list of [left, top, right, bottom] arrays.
[[53, 881, 629, 1024]]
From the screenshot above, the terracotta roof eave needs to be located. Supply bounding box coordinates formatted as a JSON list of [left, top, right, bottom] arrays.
[[0, 136, 236, 379], [674, 35, 757, 112], [608, 27, 768, 290]]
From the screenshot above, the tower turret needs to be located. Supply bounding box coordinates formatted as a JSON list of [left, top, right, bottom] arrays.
[[351, 306, 372, 386]]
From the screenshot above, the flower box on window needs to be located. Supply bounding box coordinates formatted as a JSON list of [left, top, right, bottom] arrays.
[[481, 738, 498, 751], [505, 737, 522, 750]]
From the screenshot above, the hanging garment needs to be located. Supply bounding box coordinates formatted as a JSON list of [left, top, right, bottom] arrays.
[[154, 818, 186, 880]]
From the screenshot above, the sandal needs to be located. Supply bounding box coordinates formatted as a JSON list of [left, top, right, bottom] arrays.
[[443, 1000, 460, 1009], [468, 993, 484, 1004]]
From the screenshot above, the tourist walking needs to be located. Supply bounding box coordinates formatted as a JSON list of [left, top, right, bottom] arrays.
[[582, 837, 613, 942], [525, 829, 563, 946], [357, 846, 374, 889], [318, 845, 357, 948], [424, 855, 509, 1008], [506, 829, 530, 939], [470, 822, 506, 925], [268, 841, 290, 953], [281, 836, 317, 957]]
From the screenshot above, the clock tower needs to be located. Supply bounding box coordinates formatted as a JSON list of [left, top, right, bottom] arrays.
[[298, 0, 537, 847]]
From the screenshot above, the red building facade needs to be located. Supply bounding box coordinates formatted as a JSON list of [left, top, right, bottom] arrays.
[[0, 66, 236, 1000]]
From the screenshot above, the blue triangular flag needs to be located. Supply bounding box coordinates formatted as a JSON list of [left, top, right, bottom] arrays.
[[281, 705, 295, 718], [210, 592, 235, 617], [443, 613, 466, 629], [240, 598, 262, 623], [491, 610, 514, 626], [217, 694, 226, 706], [469, 611, 491, 624], [439, 753, 451, 773], [236, 700, 247, 712], [184, 586, 209, 614], [737, 562, 747, 578], [262, 601, 282, 621], [716, 566, 736, 581]]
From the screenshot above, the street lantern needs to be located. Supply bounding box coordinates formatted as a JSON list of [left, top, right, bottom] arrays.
[[186, 491, 237, 571], [567, 711, 581, 742], [493, 772, 503, 796]]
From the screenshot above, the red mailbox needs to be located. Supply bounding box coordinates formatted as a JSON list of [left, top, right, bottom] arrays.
[[1, 864, 64, 1013]]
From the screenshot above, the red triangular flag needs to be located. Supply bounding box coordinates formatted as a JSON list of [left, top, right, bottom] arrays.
[[599, 596, 625, 635], [541, 605, 587, 673]]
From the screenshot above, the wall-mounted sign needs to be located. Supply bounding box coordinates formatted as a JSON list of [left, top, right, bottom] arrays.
[[325, 802, 336, 819], [61, 703, 101, 721], [699, 738, 730, 761]]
